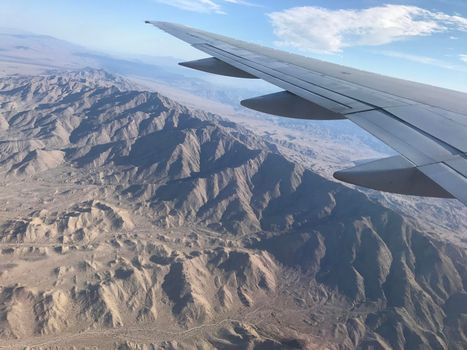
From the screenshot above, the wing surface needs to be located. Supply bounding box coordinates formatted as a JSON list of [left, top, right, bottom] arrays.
[[147, 21, 467, 205]]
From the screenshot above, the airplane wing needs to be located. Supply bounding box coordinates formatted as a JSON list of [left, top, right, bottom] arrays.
[[146, 21, 467, 205]]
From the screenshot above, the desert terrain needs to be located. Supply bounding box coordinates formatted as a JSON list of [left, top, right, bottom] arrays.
[[0, 30, 466, 350]]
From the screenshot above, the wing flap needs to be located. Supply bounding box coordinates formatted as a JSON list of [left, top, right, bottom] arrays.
[[419, 162, 467, 205], [444, 155, 467, 177]]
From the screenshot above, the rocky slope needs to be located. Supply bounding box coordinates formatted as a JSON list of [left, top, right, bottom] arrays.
[[0, 70, 465, 349]]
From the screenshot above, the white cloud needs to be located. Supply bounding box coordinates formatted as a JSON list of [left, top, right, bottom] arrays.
[[153, 0, 257, 14], [268, 5, 467, 54], [460, 54, 467, 63], [224, 0, 260, 6], [381, 51, 467, 71]]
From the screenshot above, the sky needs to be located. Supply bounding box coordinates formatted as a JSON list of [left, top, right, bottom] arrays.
[[1, 0, 467, 91]]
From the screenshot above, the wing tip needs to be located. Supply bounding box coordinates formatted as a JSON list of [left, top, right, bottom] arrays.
[[145, 20, 172, 28]]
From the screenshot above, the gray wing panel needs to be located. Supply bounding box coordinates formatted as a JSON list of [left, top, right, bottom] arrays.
[[385, 106, 467, 153], [198, 43, 367, 114], [347, 110, 459, 165]]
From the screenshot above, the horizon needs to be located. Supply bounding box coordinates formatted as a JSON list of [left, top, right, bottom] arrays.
[[1, 1, 467, 92]]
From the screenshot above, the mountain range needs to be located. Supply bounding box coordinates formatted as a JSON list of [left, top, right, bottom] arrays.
[[0, 69, 465, 349]]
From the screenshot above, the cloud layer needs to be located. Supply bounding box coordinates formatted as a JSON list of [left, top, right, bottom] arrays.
[[153, 0, 255, 14], [268, 5, 467, 53]]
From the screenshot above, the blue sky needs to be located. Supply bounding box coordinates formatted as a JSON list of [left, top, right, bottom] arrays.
[[1, 0, 467, 91]]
